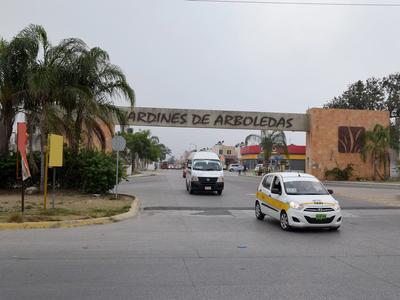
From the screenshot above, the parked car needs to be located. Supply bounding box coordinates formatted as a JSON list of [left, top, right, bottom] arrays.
[[255, 172, 341, 231], [228, 164, 239, 172]]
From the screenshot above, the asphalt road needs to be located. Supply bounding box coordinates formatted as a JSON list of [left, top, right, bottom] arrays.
[[1, 170, 400, 300]]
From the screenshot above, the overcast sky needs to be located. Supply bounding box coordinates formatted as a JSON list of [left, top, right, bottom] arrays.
[[2, 0, 400, 159]]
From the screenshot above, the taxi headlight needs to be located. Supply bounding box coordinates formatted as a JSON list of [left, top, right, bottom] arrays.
[[289, 201, 303, 210], [333, 204, 340, 210], [191, 176, 199, 182], [217, 177, 224, 182]]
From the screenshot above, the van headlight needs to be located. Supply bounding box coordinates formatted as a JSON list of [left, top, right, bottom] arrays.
[[191, 176, 199, 182], [289, 201, 303, 210], [217, 177, 224, 182]]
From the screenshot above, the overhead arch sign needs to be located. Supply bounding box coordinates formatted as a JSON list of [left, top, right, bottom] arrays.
[[118, 107, 310, 131]]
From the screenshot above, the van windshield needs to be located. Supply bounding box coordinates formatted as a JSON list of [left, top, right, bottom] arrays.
[[193, 159, 222, 171]]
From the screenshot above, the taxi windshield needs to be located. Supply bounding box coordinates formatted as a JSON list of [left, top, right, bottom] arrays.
[[193, 159, 222, 171], [283, 180, 329, 195]]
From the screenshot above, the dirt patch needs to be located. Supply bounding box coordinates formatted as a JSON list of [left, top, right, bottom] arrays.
[[0, 189, 134, 223]]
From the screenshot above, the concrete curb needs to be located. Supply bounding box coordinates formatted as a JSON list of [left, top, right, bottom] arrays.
[[322, 180, 400, 188], [0, 197, 141, 231]]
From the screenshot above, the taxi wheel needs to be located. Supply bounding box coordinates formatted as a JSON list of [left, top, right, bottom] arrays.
[[255, 201, 265, 220], [280, 211, 291, 231]]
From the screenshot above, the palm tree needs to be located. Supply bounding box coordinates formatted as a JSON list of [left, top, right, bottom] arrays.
[[17, 24, 135, 192], [0, 33, 39, 158], [360, 124, 390, 180], [245, 130, 290, 172], [61, 46, 135, 151], [18, 25, 89, 192]]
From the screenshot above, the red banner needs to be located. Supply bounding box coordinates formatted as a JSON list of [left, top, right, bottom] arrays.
[[17, 123, 31, 181]]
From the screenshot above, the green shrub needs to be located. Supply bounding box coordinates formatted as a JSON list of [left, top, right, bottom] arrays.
[[7, 212, 24, 223], [324, 164, 354, 181], [57, 147, 124, 194], [0, 151, 18, 189], [1, 147, 124, 193], [0, 151, 40, 189]]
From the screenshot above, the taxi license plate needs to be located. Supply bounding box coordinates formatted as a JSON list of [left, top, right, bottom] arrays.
[[205, 186, 211, 190], [316, 214, 326, 220]]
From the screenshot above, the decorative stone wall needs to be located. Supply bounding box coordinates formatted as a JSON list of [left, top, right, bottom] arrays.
[[306, 108, 390, 180]]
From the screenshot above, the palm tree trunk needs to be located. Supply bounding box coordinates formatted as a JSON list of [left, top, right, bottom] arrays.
[[0, 120, 10, 158], [373, 157, 377, 181], [383, 159, 387, 180], [0, 108, 15, 158], [39, 132, 47, 193], [39, 110, 48, 193]]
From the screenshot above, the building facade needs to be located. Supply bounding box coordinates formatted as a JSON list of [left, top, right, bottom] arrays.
[[240, 145, 306, 171]]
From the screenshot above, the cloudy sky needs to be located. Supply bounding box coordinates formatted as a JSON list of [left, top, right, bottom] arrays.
[[2, 0, 400, 159]]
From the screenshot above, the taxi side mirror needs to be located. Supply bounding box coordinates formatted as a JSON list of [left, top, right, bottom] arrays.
[[327, 189, 333, 194], [271, 188, 281, 195]]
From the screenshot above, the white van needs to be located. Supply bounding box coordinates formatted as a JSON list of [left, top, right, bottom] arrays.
[[185, 152, 224, 195]]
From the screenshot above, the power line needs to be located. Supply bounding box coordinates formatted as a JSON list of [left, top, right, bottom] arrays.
[[186, 0, 400, 7]]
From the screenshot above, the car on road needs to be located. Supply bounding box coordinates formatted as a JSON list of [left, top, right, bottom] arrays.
[[255, 172, 341, 231], [228, 164, 239, 172]]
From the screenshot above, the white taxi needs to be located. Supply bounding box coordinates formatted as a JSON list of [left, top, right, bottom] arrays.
[[255, 172, 342, 231]]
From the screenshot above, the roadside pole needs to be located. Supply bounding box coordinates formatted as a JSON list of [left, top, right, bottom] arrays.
[[111, 136, 126, 199]]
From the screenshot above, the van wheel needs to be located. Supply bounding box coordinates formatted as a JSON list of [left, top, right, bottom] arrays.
[[255, 201, 265, 220], [229, 169, 233, 172], [217, 190, 222, 195], [280, 211, 291, 231]]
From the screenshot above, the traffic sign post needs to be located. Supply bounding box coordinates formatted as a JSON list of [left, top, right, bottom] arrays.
[[110, 136, 126, 199]]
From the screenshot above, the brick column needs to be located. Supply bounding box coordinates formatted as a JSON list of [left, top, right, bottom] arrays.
[[306, 108, 390, 180]]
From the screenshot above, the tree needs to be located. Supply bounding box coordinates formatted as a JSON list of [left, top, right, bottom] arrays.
[[118, 130, 164, 170], [324, 78, 385, 112], [168, 156, 176, 165], [382, 73, 400, 119], [14, 25, 88, 192], [61, 46, 134, 151], [149, 135, 167, 162], [360, 124, 390, 181], [12, 24, 135, 192], [0, 33, 39, 158], [245, 130, 289, 172], [324, 75, 400, 151]]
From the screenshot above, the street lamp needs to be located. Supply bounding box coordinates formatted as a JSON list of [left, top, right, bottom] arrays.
[[190, 143, 197, 152]]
